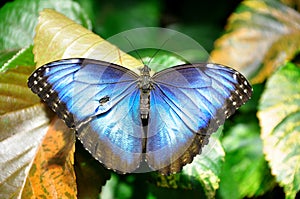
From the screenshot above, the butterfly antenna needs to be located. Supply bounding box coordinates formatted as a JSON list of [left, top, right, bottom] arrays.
[[124, 36, 146, 66], [147, 38, 171, 66]]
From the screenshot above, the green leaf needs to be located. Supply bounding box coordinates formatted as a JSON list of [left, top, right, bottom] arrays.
[[183, 135, 224, 199], [0, 46, 34, 72], [95, 0, 161, 37], [210, 0, 300, 83], [101, 174, 131, 199], [102, 174, 151, 199], [258, 62, 300, 198], [0, 0, 92, 72], [218, 123, 275, 199], [151, 131, 225, 199], [167, 23, 221, 52], [0, 0, 91, 51], [74, 0, 97, 25], [0, 50, 19, 69], [138, 49, 186, 72]]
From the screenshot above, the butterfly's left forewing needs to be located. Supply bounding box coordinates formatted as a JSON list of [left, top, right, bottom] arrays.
[[28, 58, 144, 173], [146, 63, 252, 174]]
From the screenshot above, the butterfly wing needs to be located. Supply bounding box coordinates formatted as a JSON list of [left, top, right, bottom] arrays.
[[28, 58, 143, 173], [146, 63, 252, 174]]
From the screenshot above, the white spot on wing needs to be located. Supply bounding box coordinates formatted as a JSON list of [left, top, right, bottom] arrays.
[[233, 73, 237, 80], [206, 63, 214, 68]]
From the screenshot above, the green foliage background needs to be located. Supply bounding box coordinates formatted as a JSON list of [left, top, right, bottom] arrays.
[[0, 0, 300, 199]]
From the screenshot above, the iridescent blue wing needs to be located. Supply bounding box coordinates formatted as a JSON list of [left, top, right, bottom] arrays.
[[28, 58, 143, 173], [146, 63, 252, 174]]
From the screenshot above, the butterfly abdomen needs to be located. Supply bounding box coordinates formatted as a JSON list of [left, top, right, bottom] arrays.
[[140, 91, 150, 119]]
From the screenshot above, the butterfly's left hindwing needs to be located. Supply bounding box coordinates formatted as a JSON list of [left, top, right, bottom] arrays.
[[28, 58, 144, 173], [147, 63, 252, 174]]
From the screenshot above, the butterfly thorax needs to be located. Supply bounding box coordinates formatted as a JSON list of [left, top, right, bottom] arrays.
[[139, 65, 152, 119]]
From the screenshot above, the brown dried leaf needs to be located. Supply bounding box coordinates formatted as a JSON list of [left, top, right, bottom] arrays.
[[22, 117, 76, 198]]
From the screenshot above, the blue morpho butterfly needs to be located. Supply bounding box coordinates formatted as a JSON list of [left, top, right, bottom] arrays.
[[28, 56, 252, 175]]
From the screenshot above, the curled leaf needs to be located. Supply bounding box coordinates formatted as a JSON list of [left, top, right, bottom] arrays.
[[210, 0, 300, 83]]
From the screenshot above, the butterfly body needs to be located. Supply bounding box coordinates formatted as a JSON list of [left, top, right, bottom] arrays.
[[28, 58, 252, 174], [138, 65, 152, 119]]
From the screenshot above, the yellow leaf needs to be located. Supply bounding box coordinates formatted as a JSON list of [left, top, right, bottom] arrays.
[[252, 33, 300, 83], [34, 9, 142, 74]]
